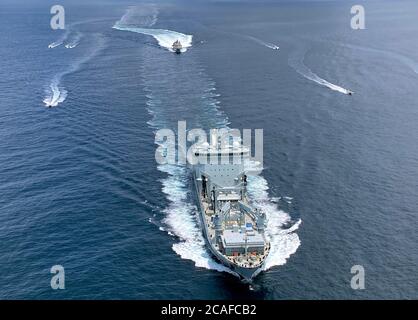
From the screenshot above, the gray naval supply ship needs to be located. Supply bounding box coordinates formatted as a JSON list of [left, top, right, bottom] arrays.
[[191, 133, 270, 281]]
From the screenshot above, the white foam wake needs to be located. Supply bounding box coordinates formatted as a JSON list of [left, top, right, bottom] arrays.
[[114, 5, 191, 52], [157, 163, 236, 275], [246, 175, 301, 270], [48, 18, 111, 49], [43, 34, 106, 107], [48, 41, 63, 49], [247, 35, 279, 50], [48, 29, 70, 49], [43, 76, 68, 107], [65, 32, 83, 49], [289, 47, 353, 95], [114, 25, 193, 53], [340, 42, 418, 75], [117, 5, 159, 28], [307, 75, 353, 95]]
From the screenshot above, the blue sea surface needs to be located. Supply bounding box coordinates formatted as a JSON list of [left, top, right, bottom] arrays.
[[0, 0, 417, 299]]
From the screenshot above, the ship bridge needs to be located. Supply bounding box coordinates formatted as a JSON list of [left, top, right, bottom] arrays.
[[193, 139, 250, 189]]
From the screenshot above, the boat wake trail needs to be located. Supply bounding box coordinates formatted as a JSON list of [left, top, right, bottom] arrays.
[[43, 76, 68, 107], [114, 26, 193, 53], [289, 46, 353, 95], [340, 42, 418, 75], [247, 35, 279, 50], [65, 32, 83, 49], [117, 4, 159, 27], [48, 29, 70, 48], [43, 34, 106, 107], [307, 35, 418, 76], [113, 6, 192, 52], [48, 18, 113, 49], [246, 176, 301, 270]]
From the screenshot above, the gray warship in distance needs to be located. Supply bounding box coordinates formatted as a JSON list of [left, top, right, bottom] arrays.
[[172, 40, 182, 54], [192, 133, 270, 281]]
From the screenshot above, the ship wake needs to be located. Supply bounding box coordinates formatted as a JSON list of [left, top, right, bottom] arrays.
[[289, 46, 353, 95], [246, 176, 301, 270], [113, 6, 192, 53], [48, 29, 69, 49], [43, 76, 68, 107], [339, 42, 418, 75], [65, 32, 83, 49], [113, 25, 192, 53], [247, 35, 280, 50], [43, 34, 106, 107]]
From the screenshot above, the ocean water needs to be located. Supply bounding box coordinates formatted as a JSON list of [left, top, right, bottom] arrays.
[[0, 0, 417, 299]]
